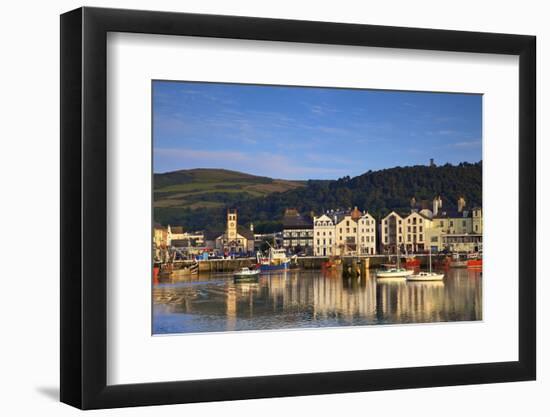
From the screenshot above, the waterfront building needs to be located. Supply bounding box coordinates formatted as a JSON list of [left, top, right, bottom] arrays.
[[425, 198, 483, 253], [254, 231, 283, 251], [335, 214, 358, 256], [215, 209, 255, 254], [170, 226, 185, 242], [282, 208, 314, 255], [171, 231, 205, 248], [380, 211, 404, 254], [313, 208, 377, 256], [403, 211, 433, 253], [313, 214, 336, 256], [153, 224, 170, 249], [357, 212, 377, 255]]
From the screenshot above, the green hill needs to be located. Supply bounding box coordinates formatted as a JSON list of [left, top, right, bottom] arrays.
[[153, 162, 482, 234], [154, 168, 305, 210]]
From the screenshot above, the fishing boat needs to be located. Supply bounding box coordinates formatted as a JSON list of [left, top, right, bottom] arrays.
[[233, 267, 260, 283], [377, 248, 413, 279], [322, 256, 342, 269], [467, 252, 483, 268], [256, 244, 290, 272], [403, 246, 421, 268], [449, 252, 468, 268], [407, 247, 444, 281]]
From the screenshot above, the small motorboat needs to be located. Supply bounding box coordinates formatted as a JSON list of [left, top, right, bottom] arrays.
[[233, 267, 260, 283]]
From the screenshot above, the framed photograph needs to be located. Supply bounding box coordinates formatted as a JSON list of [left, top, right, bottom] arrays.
[[60, 7, 536, 409]]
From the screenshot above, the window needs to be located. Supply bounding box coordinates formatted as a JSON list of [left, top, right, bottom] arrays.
[[353, 228, 356, 233], [408, 226, 411, 232], [419, 234, 423, 241], [408, 235, 411, 242], [419, 226, 423, 232]]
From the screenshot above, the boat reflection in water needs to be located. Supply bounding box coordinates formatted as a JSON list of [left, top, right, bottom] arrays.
[[153, 268, 482, 334]]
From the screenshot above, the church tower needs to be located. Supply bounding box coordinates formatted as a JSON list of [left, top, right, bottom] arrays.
[[227, 209, 238, 240]]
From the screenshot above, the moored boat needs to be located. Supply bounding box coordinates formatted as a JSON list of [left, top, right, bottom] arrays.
[[407, 271, 445, 281], [256, 244, 290, 272], [376, 267, 414, 278], [377, 248, 413, 279], [466, 252, 483, 268], [233, 267, 260, 283], [449, 252, 467, 268], [404, 257, 421, 268], [407, 246, 445, 281]]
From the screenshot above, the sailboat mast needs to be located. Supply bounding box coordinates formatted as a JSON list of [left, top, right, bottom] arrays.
[[397, 246, 400, 269]]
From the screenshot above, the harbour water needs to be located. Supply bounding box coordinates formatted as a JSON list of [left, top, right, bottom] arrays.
[[153, 268, 482, 334]]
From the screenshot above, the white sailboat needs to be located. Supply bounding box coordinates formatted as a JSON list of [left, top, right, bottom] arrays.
[[407, 246, 445, 281], [376, 247, 413, 279]]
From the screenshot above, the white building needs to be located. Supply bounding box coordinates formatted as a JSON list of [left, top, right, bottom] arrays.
[[313, 208, 376, 256], [357, 213, 377, 255], [313, 214, 336, 256]]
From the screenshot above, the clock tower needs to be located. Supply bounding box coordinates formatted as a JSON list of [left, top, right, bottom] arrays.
[[227, 209, 238, 240]]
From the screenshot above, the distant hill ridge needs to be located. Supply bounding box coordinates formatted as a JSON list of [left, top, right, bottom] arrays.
[[153, 162, 482, 234]]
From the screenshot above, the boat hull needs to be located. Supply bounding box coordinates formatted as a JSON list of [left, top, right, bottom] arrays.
[[233, 271, 260, 283], [407, 273, 445, 281], [467, 259, 482, 268], [259, 261, 290, 272], [376, 269, 414, 278]]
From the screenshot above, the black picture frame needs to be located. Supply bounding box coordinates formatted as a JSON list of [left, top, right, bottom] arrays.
[[60, 6, 536, 410]]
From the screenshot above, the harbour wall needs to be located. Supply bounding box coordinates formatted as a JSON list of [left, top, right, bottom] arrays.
[[171, 255, 446, 273]]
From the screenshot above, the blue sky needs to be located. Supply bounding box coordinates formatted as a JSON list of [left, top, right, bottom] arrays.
[[153, 81, 482, 180]]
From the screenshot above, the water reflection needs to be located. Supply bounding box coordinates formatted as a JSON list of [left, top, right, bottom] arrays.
[[153, 268, 482, 334]]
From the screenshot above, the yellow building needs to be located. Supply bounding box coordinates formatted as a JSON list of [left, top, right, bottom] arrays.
[[403, 211, 433, 253], [425, 198, 483, 253]]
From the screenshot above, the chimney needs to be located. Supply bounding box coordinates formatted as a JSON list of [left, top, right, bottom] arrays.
[[432, 196, 439, 216], [457, 197, 466, 213]]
